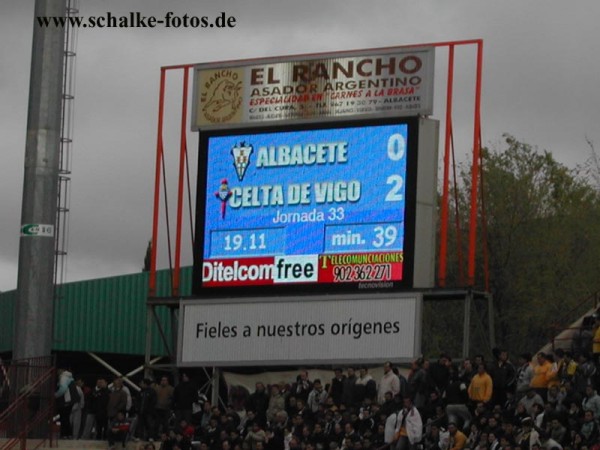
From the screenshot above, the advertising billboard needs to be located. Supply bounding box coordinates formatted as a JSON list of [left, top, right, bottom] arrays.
[[193, 117, 438, 296], [179, 293, 422, 366], [192, 47, 434, 129]]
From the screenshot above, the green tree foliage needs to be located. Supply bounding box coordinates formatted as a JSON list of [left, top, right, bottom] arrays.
[[441, 135, 600, 353]]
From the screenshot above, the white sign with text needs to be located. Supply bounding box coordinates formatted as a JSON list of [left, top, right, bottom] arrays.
[[178, 293, 421, 366], [193, 47, 435, 129]]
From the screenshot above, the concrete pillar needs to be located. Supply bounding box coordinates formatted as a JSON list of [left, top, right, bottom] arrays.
[[13, 0, 66, 360]]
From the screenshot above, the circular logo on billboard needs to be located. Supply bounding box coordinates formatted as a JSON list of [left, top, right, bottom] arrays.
[[201, 70, 242, 124]]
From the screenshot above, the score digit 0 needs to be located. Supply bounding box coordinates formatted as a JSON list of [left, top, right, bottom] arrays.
[[385, 133, 405, 202], [387, 133, 406, 160]]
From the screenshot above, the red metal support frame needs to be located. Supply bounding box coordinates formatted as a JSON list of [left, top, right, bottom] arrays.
[[452, 141, 466, 286], [0, 357, 56, 450], [467, 41, 484, 286], [438, 44, 455, 287], [478, 132, 490, 292], [173, 67, 190, 297], [148, 40, 486, 297], [149, 68, 167, 297]]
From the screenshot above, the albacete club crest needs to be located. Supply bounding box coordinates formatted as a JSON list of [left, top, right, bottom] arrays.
[[231, 142, 253, 181]]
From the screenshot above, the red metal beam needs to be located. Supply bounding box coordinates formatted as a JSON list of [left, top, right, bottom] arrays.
[[173, 67, 190, 297], [467, 41, 484, 286], [159, 39, 483, 71], [438, 44, 455, 287], [149, 68, 166, 297]]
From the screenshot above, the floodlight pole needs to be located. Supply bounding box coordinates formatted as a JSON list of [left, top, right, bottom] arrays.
[[13, 0, 66, 360]]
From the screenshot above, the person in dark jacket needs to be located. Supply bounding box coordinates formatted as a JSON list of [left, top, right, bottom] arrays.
[[246, 382, 269, 427], [82, 377, 110, 440], [135, 378, 158, 440], [328, 369, 346, 406], [291, 370, 312, 404], [489, 348, 516, 406], [444, 364, 469, 405], [429, 353, 452, 395], [107, 378, 128, 423], [341, 368, 357, 407], [580, 409, 599, 446], [173, 373, 198, 424]]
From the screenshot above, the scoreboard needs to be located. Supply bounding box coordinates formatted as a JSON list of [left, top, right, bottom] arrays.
[[192, 117, 437, 296]]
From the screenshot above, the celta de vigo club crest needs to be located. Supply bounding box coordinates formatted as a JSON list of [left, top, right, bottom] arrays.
[[231, 142, 253, 181]]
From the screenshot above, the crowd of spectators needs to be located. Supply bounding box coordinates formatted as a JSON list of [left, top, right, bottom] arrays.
[[48, 316, 600, 450]]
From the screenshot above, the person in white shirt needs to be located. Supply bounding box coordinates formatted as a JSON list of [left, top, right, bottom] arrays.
[[379, 361, 400, 404], [307, 379, 328, 413], [391, 396, 423, 450]]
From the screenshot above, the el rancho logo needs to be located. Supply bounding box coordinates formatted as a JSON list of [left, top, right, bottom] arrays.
[[199, 69, 243, 124]]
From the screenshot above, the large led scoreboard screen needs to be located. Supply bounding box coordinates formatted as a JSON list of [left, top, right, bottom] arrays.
[[193, 118, 420, 296]]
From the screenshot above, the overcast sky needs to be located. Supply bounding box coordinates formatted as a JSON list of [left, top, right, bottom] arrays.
[[1, 0, 599, 292]]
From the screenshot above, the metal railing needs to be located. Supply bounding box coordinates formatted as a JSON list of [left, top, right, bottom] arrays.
[[0, 356, 56, 450]]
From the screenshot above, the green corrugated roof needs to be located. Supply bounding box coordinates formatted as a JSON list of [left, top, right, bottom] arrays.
[[0, 267, 193, 355]]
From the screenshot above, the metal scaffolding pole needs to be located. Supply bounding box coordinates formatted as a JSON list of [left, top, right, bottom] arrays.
[[13, 0, 66, 360], [462, 291, 473, 358]]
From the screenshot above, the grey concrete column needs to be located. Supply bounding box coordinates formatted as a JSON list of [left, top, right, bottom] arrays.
[[13, 0, 66, 360]]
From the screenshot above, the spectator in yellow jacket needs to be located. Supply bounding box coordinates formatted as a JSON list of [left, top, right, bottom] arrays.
[[468, 364, 493, 405], [448, 422, 467, 450], [530, 352, 553, 396]]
